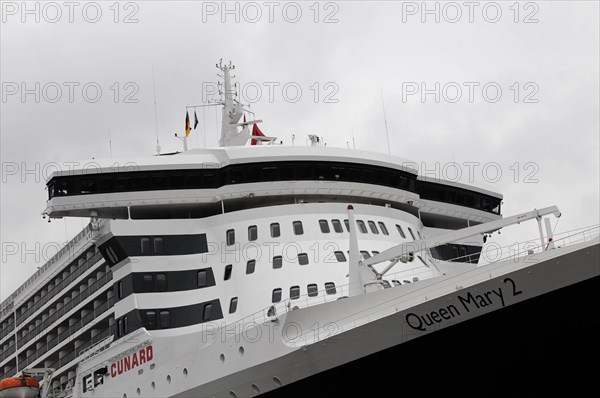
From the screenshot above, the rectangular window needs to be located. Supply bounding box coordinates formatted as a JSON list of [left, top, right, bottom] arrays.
[[396, 224, 406, 239], [224, 264, 232, 281], [273, 255, 283, 269], [105, 246, 119, 264], [331, 219, 343, 233], [325, 282, 337, 295], [117, 281, 123, 299], [270, 223, 280, 238], [272, 288, 282, 303], [357, 220, 368, 234], [344, 219, 350, 232], [298, 253, 309, 266], [382, 280, 392, 288], [145, 311, 157, 330], [117, 319, 123, 337], [392, 280, 401, 286], [143, 274, 154, 292], [293, 221, 304, 235], [360, 251, 371, 259], [378, 222, 389, 235], [334, 251, 347, 262], [417, 230, 423, 239], [246, 260, 256, 274], [307, 284, 318, 297], [248, 225, 258, 241], [229, 297, 238, 314], [159, 310, 170, 328], [290, 286, 300, 300], [197, 270, 207, 287], [407, 227, 416, 240], [319, 220, 330, 233], [372, 251, 380, 256], [153, 237, 164, 254], [156, 274, 167, 292], [368, 221, 379, 234], [226, 229, 235, 246], [203, 303, 213, 321], [140, 237, 151, 254], [123, 316, 128, 334]]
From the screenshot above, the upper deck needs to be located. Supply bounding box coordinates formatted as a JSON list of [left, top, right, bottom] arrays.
[[44, 146, 502, 220]]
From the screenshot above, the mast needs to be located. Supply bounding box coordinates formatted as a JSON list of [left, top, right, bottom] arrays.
[[217, 60, 244, 146]]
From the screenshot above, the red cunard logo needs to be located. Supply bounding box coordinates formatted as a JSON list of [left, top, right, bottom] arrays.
[[110, 345, 154, 378]]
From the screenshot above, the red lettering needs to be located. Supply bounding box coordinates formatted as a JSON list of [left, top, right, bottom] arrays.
[[131, 352, 139, 368], [124, 356, 131, 372], [110, 363, 117, 378], [146, 345, 153, 361], [117, 360, 123, 375], [139, 348, 146, 364]]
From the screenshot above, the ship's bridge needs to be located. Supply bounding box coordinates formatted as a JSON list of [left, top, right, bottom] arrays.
[[44, 146, 502, 224]]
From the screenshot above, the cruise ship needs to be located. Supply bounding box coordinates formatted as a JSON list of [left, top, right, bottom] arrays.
[[1, 61, 598, 397]]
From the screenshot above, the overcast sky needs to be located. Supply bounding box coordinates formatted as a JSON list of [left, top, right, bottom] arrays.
[[1, 1, 599, 301]]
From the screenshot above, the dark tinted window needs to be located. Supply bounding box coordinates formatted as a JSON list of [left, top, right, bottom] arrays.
[[272, 288, 282, 303], [270, 223, 280, 238], [293, 221, 304, 235], [368, 221, 379, 234], [408, 227, 416, 240], [331, 219, 343, 233], [290, 286, 300, 300], [396, 224, 406, 239], [378, 222, 389, 235], [246, 260, 256, 274], [344, 219, 350, 232], [273, 256, 283, 269], [248, 225, 258, 241], [156, 273, 167, 292], [224, 264, 232, 280], [145, 311, 157, 330], [143, 274, 154, 291], [153, 237, 164, 253], [298, 253, 309, 265], [229, 297, 238, 313], [203, 303, 213, 321], [307, 284, 318, 297], [325, 282, 336, 295], [197, 270, 207, 287], [319, 220, 330, 233], [357, 220, 368, 234], [159, 311, 170, 328], [226, 229, 235, 246], [334, 251, 346, 262], [140, 237, 151, 254]]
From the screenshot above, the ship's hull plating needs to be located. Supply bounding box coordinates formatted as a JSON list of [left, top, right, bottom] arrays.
[[182, 241, 599, 397]]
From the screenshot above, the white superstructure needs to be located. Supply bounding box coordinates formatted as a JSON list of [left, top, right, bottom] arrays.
[[1, 61, 597, 398]]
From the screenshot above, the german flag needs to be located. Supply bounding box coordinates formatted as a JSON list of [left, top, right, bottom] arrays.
[[185, 111, 191, 137]]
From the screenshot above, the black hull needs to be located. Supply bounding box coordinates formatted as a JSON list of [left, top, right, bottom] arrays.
[[265, 275, 600, 396]]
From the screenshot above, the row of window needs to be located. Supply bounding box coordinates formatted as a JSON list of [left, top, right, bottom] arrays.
[[47, 160, 501, 214], [226, 219, 421, 245], [272, 282, 338, 303]]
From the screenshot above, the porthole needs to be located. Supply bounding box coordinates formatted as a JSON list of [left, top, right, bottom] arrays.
[[167, 375, 171, 384], [273, 376, 282, 386], [239, 346, 245, 356], [230, 391, 238, 398], [136, 388, 140, 396], [220, 353, 225, 363], [151, 382, 156, 390], [251, 384, 260, 394], [183, 368, 188, 377]]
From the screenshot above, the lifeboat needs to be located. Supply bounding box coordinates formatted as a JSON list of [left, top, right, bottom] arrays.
[[0, 376, 40, 398]]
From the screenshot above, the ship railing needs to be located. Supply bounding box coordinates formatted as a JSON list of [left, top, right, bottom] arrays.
[[0, 220, 105, 320], [442, 224, 600, 265], [78, 335, 114, 363]]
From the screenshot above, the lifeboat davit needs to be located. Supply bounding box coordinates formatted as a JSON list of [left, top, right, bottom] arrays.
[[0, 376, 40, 398]]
